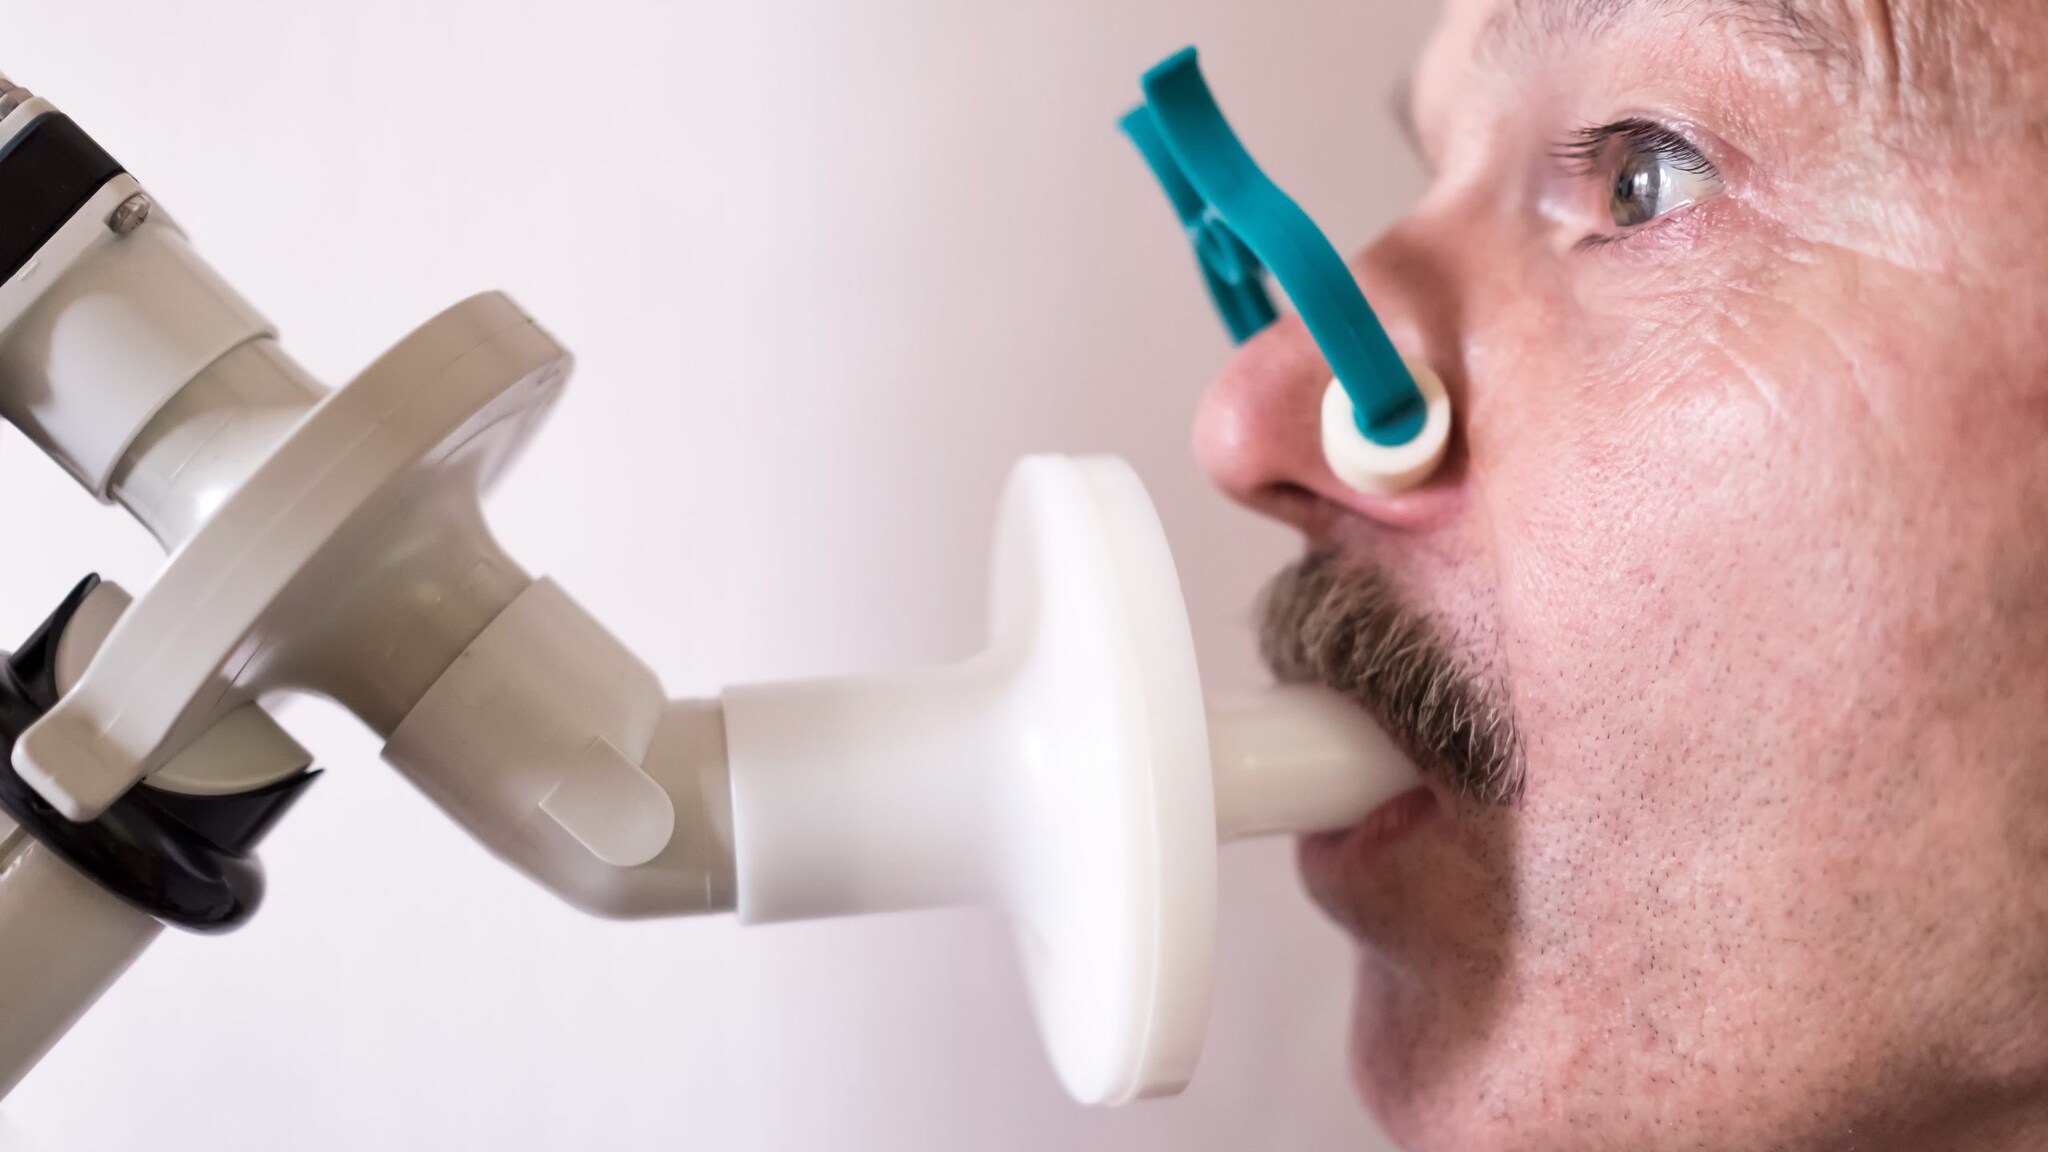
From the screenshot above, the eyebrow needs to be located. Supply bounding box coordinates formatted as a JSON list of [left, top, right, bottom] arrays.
[[1386, 0, 1866, 165], [1479, 0, 1857, 67]]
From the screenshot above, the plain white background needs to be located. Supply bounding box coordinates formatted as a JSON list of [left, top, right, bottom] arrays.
[[0, 2, 1432, 1148]]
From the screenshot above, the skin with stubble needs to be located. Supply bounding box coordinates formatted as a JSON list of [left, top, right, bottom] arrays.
[[1195, 1, 2048, 1149]]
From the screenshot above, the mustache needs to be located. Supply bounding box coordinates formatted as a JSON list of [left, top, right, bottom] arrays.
[[1258, 549, 1524, 807]]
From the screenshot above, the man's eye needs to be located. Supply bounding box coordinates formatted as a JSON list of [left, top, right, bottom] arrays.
[[1555, 118, 1723, 239]]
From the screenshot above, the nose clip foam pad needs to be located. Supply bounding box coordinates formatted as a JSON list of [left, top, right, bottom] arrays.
[[1322, 360, 1452, 496], [1121, 46, 1451, 494]]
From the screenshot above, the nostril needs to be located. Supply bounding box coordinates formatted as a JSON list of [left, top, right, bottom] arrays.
[[1195, 318, 1467, 535], [1256, 480, 1331, 533]]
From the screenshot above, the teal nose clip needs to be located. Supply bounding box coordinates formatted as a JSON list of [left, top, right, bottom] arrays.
[[1122, 47, 1451, 495]]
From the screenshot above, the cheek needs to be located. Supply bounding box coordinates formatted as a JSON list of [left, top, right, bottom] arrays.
[[1464, 232, 1904, 731], [1468, 254, 1830, 689], [1427, 240, 2048, 1104], [1453, 253, 1936, 936]]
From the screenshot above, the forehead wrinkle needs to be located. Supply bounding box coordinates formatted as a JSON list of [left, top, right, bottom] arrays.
[[1845, 0, 1900, 86], [1479, 0, 1860, 71]]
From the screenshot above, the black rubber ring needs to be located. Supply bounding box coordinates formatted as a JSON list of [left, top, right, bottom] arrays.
[[0, 576, 317, 933]]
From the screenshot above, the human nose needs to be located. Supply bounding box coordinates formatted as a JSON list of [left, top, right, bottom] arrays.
[[1194, 223, 1461, 533]]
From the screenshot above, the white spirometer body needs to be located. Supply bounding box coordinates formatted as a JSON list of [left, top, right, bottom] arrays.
[[0, 72, 1418, 1114]]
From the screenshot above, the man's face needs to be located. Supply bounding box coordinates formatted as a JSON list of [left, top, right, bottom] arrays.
[[1197, 2, 2048, 1148]]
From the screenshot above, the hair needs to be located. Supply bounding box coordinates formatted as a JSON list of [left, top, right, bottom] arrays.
[[1259, 549, 1526, 806]]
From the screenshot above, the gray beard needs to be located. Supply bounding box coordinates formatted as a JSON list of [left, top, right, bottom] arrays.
[[1258, 548, 1525, 807]]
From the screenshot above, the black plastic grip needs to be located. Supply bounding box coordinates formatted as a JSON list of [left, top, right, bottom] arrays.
[[0, 113, 124, 286]]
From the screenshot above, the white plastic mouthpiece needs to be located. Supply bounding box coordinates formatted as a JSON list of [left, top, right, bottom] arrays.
[[721, 455, 1418, 1107], [1207, 686, 1414, 841]]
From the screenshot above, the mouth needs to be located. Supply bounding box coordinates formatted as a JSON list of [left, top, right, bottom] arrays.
[[1258, 548, 1525, 809], [1297, 783, 1439, 894]]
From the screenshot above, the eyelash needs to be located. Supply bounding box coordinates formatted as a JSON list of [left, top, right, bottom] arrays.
[[1550, 118, 1721, 248]]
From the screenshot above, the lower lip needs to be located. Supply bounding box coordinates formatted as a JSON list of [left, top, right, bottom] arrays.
[[1299, 785, 1438, 871]]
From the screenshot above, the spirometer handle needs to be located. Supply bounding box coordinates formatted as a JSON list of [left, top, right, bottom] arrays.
[[0, 817, 161, 1098]]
